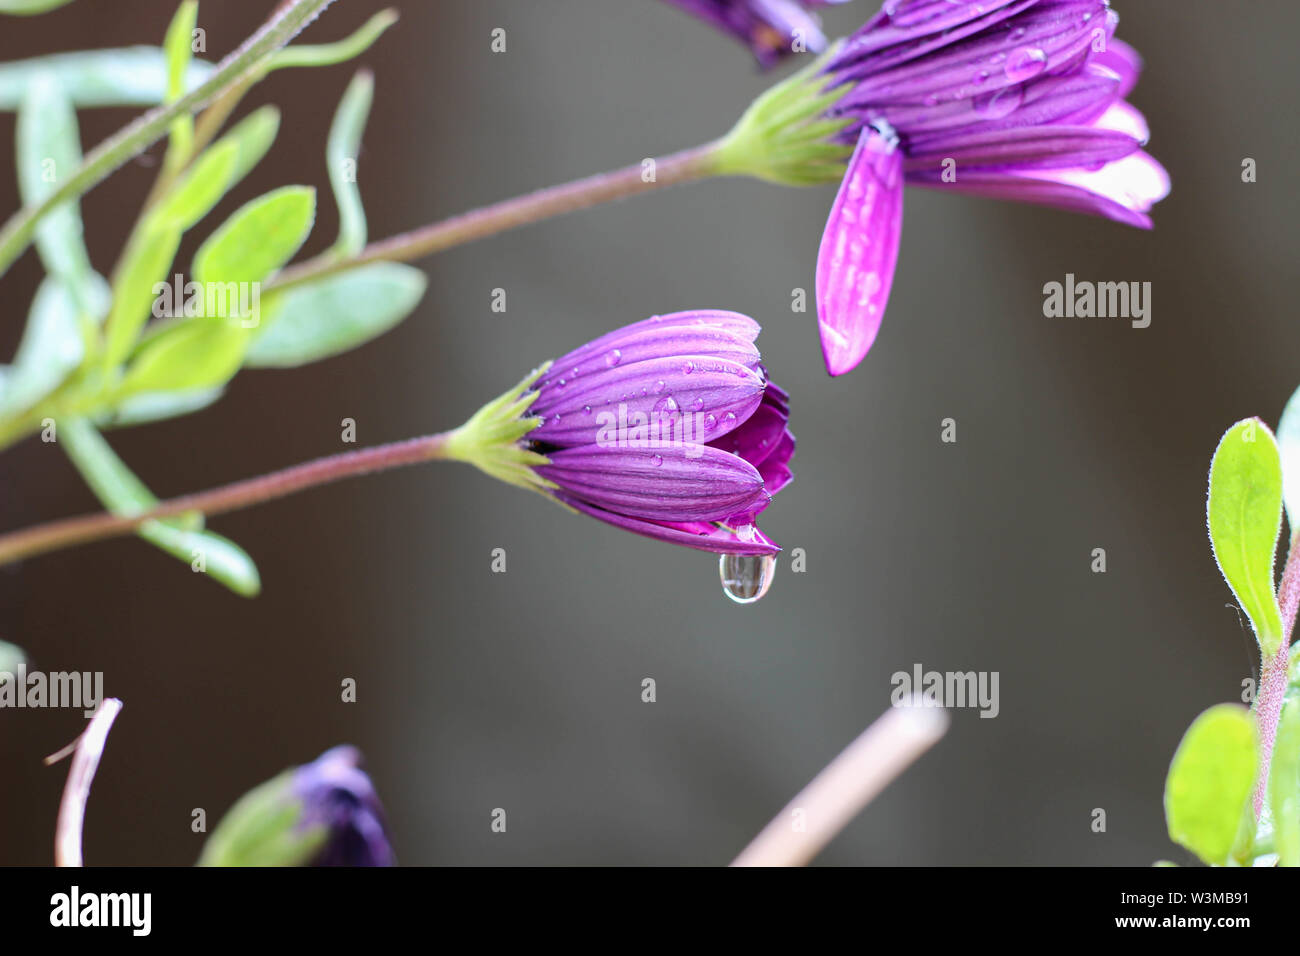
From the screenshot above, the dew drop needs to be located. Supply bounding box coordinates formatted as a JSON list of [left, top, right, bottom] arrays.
[[1004, 46, 1047, 82], [605, 349, 622, 368], [719, 552, 776, 605], [973, 85, 1023, 119], [691, 397, 705, 411], [704, 413, 717, 431], [649, 454, 663, 467], [683, 361, 696, 374], [653, 380, 666, 393], [582, 405, 592, 415]]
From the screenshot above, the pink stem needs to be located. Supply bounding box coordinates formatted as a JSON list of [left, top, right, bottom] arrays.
[[1256, 532, 1300, 815]]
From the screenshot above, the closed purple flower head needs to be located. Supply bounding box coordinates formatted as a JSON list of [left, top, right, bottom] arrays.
[[660, 0, 853, 66], [815, 0, 1169, 374], [527, 311, 794, 555], [292, 746, 395, 867]]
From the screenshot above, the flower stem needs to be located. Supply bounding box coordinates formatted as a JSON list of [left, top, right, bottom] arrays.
[[1255, 530, 1300, 815], [268, 140, 727, 293], [0, 432, 453, 566], [48, 698, 123, 868], [731, 702, 948, 867], [0, 0, 337, 280]]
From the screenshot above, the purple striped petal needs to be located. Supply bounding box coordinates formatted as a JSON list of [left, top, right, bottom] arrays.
[[757, 431, 796, 495], [539, 444, 769, 522], [553, 493, 782, 555], [546, 310, 759, 378], [531, 354, 766, 447], [816, 124, 904, 376], [707, 394, 789, 466], [905, 123, 1141, 172]]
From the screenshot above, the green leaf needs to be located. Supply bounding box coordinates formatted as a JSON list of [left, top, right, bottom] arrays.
[[60, 417, 260, 596], [1271, 692, 1300, 866], [193, 186, 316, 286], [326, 71, 373, 256], [1207, 419, 1285, 656], [267, 9, 398, 72], [1277, 385, 1300, 536], [0, 0, 77, 14], [119, 318, 249, 395], [0, 48, 214, 109], [93, 385, 223, 428], [16, 72, 98, 312], [154, 138, 238, 230], [197, 771, 326, 866], [1165, 703, 1258, 866], [162, 1, 198, 167], [214, 105, 280, 187], [0, 277, 85, 416], [103, 221, 182, 368], [246, 263, 425, 368]]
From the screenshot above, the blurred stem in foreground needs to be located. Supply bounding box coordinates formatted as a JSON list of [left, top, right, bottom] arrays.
[[732, 700, 949, 867]]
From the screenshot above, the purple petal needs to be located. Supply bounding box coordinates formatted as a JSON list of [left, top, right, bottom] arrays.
[[538, 444, 768, 522], [836, 2, 1107, 108], [756, 432, 795, 495], [1092, 36, 1141, 97], [554, 492, 781, 555], [816, 125, 904, 376], [707, 393, 789, 467], [547, 310, 759, 377], [531, 354, 766, 447], [908, 147, 1169, 228], [904, 123, 1141, 172]]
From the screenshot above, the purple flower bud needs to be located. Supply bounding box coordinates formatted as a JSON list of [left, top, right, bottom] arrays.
[[812, 0, 1169, 374], [292, 746, 395, 867], [527, 312, 794, 555]]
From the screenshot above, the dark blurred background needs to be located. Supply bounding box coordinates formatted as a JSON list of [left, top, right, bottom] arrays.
[[0, 0, 1296, 866]]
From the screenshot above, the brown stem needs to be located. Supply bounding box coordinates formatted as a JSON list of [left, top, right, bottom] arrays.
[[0, 432, 452, 566], [268, 141, 724, 293]]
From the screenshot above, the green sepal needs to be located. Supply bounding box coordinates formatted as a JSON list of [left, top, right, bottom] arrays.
[[444, 364, 555, 495]]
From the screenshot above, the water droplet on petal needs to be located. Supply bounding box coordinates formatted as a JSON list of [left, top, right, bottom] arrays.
[[973, 85, 1023, 119], [653, 380, 666, 393], [683, 361, 696, 374], [691, 397, 705, 411], [719, 552, 776, 605], [1004, 46, 1047, 82], [605, 349, 622, 368], [649, 454, 663, 467], [704, 414, 717, 431]]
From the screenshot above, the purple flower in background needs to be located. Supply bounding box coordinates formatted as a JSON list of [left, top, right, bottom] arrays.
[[814, 0, 1169, 374], [293, 746, 395, 867], [527, 311, 794, 555], [659, 0, 854, 66]]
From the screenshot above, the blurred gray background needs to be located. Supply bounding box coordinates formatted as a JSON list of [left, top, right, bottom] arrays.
[[1, 0, 1297, 865]]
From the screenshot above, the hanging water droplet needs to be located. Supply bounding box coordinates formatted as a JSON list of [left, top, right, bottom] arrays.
[[719, 553, 776, 604], [605, 349, 622, 368], [1004, 46, 1047, 82]]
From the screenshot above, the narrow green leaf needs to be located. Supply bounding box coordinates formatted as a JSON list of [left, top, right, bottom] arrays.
[[16, 72, 97, 311], [0, 277, 84, 417], [162, 1, 199, 167], [93, 385, 223, 428], [215, 105, 280, 187], [0, 48, 214, 109], [246, 263, 425, 368], [0, 0, 77, 14], [119, 318, 249, 395], [1165, 703, 1258, 865], [103, 222, 182, 367], [154, 138, 238, 230], [193, 186, 316, 286], [1208, 419, 1285, 656], [267, 9, 398, 71], [1277, 385, 1300, 536], [0, 640, 25, 674], [60, 417, 260, 596], [326, 71, 373, 256], [197, 771, 326, 866]]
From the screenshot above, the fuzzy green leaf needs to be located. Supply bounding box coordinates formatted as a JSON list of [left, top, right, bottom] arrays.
[[0, 48, 214, 109], [193, 186, 315, 287], [1165, 704, 1258, 866], [1208, 419, 1285, 656], [245, 263, 425, 368], [326, 71, 373, 256]]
